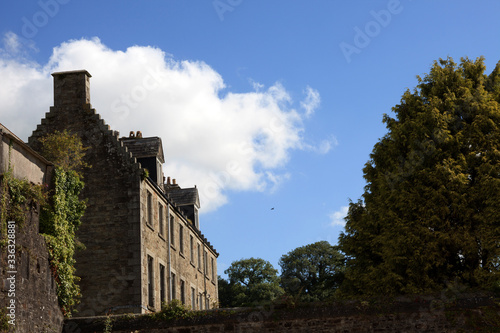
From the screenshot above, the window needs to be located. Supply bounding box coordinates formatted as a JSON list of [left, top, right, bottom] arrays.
[[204, 251, 208, 274], [190, 236, 194, 263], [169, 214, 175, 246], [179, 225, 184, 253], [206, 297, 210, 309], [147, 256, 154, 307], [160, 264, 165, 305], [171, 272, 176, 300], [147, 192, 153, 227], [211, 257, 215, 280], [199, 293, 203, 310], [159, 204, 164, 237], [191, 287, 196, 310], [197, 244, 201, 269], [180, 280, 186, 305]]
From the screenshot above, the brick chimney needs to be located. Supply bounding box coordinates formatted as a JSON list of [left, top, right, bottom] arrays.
[[51, 70, 92, 107]]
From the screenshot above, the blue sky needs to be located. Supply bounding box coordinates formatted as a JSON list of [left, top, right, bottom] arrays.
[[1, 1, 500, 276]]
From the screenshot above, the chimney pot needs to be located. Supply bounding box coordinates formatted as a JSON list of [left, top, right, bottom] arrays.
[[137, 131, 143, 138], [129, 131, 135, 138]]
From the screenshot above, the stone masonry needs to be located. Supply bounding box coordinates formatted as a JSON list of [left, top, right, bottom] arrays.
[[0, 123, 63, 333], [28, 70, 218, 317]]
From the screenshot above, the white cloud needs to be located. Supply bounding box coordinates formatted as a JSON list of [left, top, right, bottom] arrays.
[[329, 206, 349, 227], [300, 86, 320, 118], [0, 33, 330, 213]]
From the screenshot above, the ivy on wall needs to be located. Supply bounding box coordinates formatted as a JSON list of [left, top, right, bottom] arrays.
[[38, 130, 88, 317], [0, 142, 46, 246], [40, 167, 86, 317]]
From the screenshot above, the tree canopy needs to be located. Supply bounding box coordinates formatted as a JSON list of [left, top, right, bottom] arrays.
[[279, 241, 345, 301], [339, 57, 500, 296], [220, 258, 283, 307]]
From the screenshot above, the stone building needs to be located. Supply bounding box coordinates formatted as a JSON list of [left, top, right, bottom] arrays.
[[0, 123, 63, 332], [28, 70, 218, 316]]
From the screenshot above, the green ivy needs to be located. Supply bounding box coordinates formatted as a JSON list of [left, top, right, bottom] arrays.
[[0, 171, 47, 247], [40, 167, 86, 317], [152, 300, 193, 321], [0, 308, 9, 332]]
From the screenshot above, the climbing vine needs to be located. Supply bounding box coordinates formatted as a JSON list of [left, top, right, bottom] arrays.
[[0, 142, 46, 246], [37, 130, 88, 317], [40, 168, 86, 316]]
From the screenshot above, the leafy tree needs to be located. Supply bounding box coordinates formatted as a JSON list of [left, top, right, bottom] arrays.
[[279, 241, 345, 302], [38, 130, 89, 175], [222, 258, 284, 307], [339, 57, 500, 296], [217, 275, 234, 308]]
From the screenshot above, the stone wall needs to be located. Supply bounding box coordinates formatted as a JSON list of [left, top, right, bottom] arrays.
[[64, 294, 500, 333], [140, 179, 218, 312], [0, 123, 52, 188], [0, 181, 64, 333], [29, 71, 144, 316]]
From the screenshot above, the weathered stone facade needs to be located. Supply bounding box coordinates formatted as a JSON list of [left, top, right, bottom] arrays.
[[0, 124, 63, 333], [28, 70, 218, 317]]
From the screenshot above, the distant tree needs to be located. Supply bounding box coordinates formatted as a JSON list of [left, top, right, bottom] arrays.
[[217, 275, 234, 308], [279, 241, 345, 302], [339, 57, 500, 296], [222, 258, 284, 307]]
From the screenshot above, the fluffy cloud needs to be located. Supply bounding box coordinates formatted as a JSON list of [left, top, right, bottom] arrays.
[[0, 34, 328, 212], [329, 206, 349, 227]]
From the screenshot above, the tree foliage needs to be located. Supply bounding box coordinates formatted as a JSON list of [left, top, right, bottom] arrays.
[[38, 130, 89, 175], [339, 57, 500, 296], [221, 258, 283, 307], [279, 241, 345, 302]]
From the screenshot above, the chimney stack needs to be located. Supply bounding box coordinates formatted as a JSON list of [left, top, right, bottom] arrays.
[[51, 70, 92, 107]]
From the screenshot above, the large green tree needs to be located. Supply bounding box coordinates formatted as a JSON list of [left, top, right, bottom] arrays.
[[220, 258, 283, 307], [279, 241, 345, 302], [339, 57, 500, 296]]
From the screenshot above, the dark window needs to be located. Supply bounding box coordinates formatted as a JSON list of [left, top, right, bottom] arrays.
[[170, 214, 175, 246], [160, 264, 165, 305], [159, 204, 164, 236], [197, 244, 201, 268], [148, 256, 154, 307], [147, 192, 153, 227], [211, 257, 215, 280], [180, 280, 186, 305], [190, 236, 194, 263], [204, 251, 208, 274], [171, 272, 176, 300], [191, 287, 196, 309], [179, 225, 184, 253]]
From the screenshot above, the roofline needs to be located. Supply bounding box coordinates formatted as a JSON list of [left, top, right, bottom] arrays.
[[144, 177, 219, 257], [0, 123, 53, 167], [52, 69, 92, 77]]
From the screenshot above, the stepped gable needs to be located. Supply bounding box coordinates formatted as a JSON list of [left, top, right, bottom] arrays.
[[28, 70, 146, 315], [28, 70, 141, 176]]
